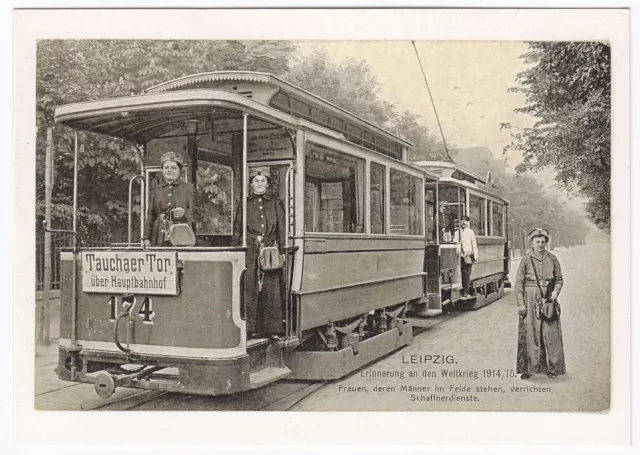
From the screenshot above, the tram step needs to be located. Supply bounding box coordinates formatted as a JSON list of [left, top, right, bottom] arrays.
[[249, 366, 292, 389], [247, 338, 270, 350], [416, 308, 443, 317]]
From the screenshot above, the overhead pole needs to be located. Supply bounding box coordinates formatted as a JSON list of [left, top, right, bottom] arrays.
[[411, 41, 453, 163], [40, 127, 53, 345]]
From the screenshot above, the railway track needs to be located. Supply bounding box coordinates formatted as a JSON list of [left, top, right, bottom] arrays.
[[36, 306, 470, 411]]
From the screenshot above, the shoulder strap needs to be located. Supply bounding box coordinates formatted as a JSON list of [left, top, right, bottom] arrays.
[[529, 256, 545, 297]]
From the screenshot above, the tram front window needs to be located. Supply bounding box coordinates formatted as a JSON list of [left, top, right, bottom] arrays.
[[438, 185, 466, 242], [146, 112, 295, 248], [195, 161, 234, 243], [147, 132, 236, 247]]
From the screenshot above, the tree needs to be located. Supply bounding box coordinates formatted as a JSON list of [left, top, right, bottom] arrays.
[[502, 42, 611, 230], [393, 110, 456, 162], [495, 173, 591, 248], [286, 49, 395, 126]]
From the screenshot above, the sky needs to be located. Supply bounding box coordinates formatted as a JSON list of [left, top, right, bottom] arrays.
[[296, 40, 588, 215]]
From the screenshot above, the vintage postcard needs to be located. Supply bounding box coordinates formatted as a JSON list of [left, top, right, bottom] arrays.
[[13, 7, 630, 447]]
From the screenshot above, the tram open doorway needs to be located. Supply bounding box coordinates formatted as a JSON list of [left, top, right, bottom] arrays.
[[243, 161, 296, 340]]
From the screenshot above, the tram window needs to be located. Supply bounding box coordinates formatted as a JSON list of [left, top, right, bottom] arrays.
[[305, 143, 365, 233], [438, 186, 465, 241], [370, 162, 386, 234], [330, 116, 345, 130], [291, 98, 310, 117], [469, 194, 487, 236], [491, 202, 504, 237], [196, 161, 233, 235], [390, 169, 423, 236]]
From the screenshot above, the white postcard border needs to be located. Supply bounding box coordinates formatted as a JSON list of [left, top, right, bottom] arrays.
[[12, 6, 630, 447]]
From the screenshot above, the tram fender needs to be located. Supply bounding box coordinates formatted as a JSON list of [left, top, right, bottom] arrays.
[[178, 355, 250, 395], [285, 322, 413, 380]]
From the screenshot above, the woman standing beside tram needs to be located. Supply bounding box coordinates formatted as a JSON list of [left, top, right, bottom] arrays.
[[233, 168, 286, 340], [515, 228, 566, 380]]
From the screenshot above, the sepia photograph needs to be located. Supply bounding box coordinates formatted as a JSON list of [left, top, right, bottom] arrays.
[[13, 6, 630, 447]]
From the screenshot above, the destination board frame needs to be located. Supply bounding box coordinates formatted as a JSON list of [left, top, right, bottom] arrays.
[[81, 251, 179, 296]]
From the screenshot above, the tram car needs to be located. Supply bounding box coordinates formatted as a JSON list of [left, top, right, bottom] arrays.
[[410, 161, 511, 317], [51, 71, 509, 398]]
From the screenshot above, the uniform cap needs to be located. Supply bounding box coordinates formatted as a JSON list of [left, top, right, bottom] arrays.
[[528, 227, 550, 241], [160, 151, 185, 167], [249, 166, 271, 180]]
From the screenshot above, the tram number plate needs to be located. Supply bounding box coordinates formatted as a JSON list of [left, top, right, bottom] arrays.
[[82, 251, 178, 296]]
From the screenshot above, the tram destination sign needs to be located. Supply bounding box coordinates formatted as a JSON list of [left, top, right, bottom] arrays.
[[81, 251, 178, 296]]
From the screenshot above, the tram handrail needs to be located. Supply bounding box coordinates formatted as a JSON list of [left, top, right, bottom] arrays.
[[284, 166, 295, 338], [128, 175, 145, 247], [284, 166, 295, 248]]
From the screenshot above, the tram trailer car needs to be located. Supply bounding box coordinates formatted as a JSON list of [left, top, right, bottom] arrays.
[[410, 161, 510, 317], [52, 71, 508, 398]]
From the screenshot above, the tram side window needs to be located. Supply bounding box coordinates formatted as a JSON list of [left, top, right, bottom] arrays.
[[491, 202, 504, 237], [305, 143, 365, 233], [390, 169, 423, 235], [370, 162, 386, 234], [469, 194, 487, 236]]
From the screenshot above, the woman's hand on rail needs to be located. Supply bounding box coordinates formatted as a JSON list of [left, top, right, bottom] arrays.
[[172, 207, 185, 219], [143, 239, 151, 248]]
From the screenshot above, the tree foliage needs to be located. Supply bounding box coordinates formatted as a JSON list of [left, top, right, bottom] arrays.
[[460, 150, 591, 247], [495, 174, 591, 247], [502, 42, 611, 230]]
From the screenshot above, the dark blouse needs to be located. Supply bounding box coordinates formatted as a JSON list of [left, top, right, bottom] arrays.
[[143, 178, 195, 243], [233, 192, 285, 251], [515, 250, 564, 307]]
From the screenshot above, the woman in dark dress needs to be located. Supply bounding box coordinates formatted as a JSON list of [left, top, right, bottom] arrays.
[[143, 152, 195, 247], [233, 169, 286, 340], [516, 228, 566, 379]]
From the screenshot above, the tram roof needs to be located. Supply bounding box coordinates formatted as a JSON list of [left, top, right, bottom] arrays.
[[54, 89, 301, 144], [145, 71, 413, 160], [415, 160, 509, 203], [413, 160, 487, 184]]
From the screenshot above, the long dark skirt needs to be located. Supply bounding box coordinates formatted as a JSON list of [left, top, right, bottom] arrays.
[[244, 243, 284, 335], [517, 286, 566, 376]]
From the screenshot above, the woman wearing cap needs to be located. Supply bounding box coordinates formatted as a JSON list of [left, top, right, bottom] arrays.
[[233, 169, 286, 340], [143, 152, 195, 247], [515, 228, 566, 379]]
